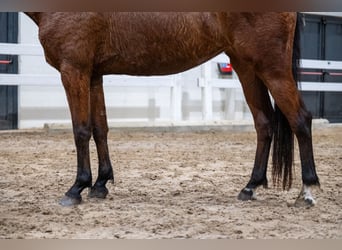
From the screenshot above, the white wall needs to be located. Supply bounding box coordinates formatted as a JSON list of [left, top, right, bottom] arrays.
[[18, 13, 68, 128], [17, 13, 252, 129]]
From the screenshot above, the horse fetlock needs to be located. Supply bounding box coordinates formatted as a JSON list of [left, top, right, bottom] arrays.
[[248, 177, 268, 189], [76, 172, 93, 188], [88, 173, 113, 199], [88, 185, 109, 199], [99, 166, 114, 184], [106, 167, 114, 181], [302, 173, 320, 187], [109, 175, 114, 184]]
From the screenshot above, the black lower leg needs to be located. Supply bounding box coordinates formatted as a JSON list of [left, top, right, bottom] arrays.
[[88, 126, 114, 199], [238, 117, 273, 200], [295, 110, 320, 187], [238, 146, 270, 201], [89, 163, 113, 199], [65, 167, 93, 200], [60, 165, 92, 206], [298, 136, 320, 186], [60, 126, 92, 206]]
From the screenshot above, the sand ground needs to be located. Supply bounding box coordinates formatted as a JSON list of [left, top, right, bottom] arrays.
[[0, 125, 341, 238]]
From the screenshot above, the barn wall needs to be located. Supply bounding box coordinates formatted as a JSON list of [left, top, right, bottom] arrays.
[[17, 13, 252, 129]]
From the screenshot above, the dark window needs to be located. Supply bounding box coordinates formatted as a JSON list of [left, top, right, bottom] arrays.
[[0, 12, 18, 130], [300, 13, 342, 123]]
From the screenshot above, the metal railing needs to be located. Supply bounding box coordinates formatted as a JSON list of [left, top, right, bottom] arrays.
[[0, 43, 182, 121], [1, 42, 342, 122]]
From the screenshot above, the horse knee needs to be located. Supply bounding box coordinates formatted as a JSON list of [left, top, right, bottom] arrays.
[[74, 125, 92, 145]]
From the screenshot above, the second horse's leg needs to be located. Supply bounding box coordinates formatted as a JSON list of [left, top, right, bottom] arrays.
[[88, 75, 114, 199], [230, 56, 274, 201]]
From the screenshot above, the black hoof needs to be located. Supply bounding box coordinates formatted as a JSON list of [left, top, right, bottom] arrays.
[[237, 188, 255, 201], [59, 195, 82, 206], [88, 186, 109, 199]]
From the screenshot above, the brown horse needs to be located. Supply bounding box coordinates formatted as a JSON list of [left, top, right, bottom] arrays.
[[24, 12, 320, 206]]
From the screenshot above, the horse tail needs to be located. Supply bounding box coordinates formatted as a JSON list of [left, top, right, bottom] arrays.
[[272, 12, 301, 190]]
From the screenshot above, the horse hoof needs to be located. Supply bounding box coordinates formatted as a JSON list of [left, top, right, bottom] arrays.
[[294, 185, 316, 208], [304, 197, 316, 206], [237, 188, 256, 201], [294, 197, 316, 208], [304, 198, 316, 206], [59, 195, 82, 206], [88, 186, 109, 199]]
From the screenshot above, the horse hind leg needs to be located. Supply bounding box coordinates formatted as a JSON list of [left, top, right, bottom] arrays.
[[88, 75, 114, 199], [261, 72, 320, 206], [229, 57, 274, 201]]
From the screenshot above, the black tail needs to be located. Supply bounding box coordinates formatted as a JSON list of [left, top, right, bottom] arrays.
[[272, 13, 301, 190]]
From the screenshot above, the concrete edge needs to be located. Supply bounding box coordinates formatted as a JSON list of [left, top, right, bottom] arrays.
[[0, 118, 338, 135], [39, 121, 256, 133]]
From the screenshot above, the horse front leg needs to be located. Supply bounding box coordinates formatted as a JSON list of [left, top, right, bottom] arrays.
[[59, 63, 93, 206], [88, 75, 114, 199]]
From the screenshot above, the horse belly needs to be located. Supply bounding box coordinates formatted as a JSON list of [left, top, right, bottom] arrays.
[[95, 12, 225, 76], [96, 48, 222, 76]]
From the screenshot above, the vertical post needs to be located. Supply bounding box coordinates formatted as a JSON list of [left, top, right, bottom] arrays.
[[201, 61, 213, 121], [171, 74, 182, 121], [224, 89, 235, 120], [234, 88, 244, 120]]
